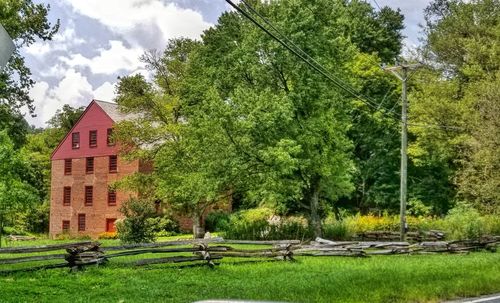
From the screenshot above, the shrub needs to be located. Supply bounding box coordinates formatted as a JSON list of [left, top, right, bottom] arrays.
[[205, 210, 230, 232], [323, 220, 351, 240], [219, 206, 500, 242], [2, 226, 28, 236], [148, 215, 180, 235], [98, 232, 118, 240], [117, 198, 157, 244], [54, 233, 91, 241], [442, 203, 485, 240], [483, 215, 500, 235], [344, 213, 400, 234], [222, 209, 313, 240], [240, 208, 274, 222], [407, 198, 432, 217]]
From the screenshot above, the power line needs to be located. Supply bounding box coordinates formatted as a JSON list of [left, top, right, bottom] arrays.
[[240, 0, 400, 116], [226, 0, 465, 133], [239, 0, 381, 108], [371, 0, 382, 10], [226, 0, 400, 120]]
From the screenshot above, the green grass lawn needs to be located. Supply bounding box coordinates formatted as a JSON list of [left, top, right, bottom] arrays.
[[0, 251, 499, 303]]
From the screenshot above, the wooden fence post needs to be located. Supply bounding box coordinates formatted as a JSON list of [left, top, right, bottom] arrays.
[[65, 242, 106, 272]]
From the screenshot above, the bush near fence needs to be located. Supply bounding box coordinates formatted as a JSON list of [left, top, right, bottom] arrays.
[[213, 205, 500, 241]]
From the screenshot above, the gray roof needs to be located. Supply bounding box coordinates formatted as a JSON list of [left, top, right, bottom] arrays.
[[94, 100, 138, 122]]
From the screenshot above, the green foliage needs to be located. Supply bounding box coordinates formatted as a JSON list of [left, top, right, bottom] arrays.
[[0, 0, 59, 114], [114, 0, 406, 238], [204, 211, 230, 232], [148, 215, 180, 236], [407, 198, 432, 217], [9, 199, 50, 234], [222, 209, 313, 240], [442, 203, 484, 240], [0, 131, 38, 246], [114, 39, 228, 236], [181, 0, 401, 235], [0, 104, 29, 148], [455, 74, 500, 212], [320, 206, 500, 240], [46, 104, 85, 136], [323, 220, 352, 240], [116, 198, 157, 244], [410, 0, 500, 213]]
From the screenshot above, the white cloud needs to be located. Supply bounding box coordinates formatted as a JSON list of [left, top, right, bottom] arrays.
[[27, 69, 116, 127], [39, 63, 68, 78], [24, 21, 85, 59], [93, 81, 116, 101], [62, 0, 212, 46], [61, 40, 144, 74]]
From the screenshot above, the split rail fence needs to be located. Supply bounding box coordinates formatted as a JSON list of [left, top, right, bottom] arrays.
[[0, 235, 498, 274]]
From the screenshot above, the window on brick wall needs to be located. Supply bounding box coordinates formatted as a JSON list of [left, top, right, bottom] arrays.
[[64, 159, 72, 175], [89, 130, 97, 147], [63, 187, 71, 206], [107, 128, 115, 146], [107, 189, 117, 206], [78, 214, 86, 231], [72, 132, 80, 149], [86, 157, 94, 174], [109, 155, 117, 173], [62, 220, 70, 232], [84, 186, 93, 206]]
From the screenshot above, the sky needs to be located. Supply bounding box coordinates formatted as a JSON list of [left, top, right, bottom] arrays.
[[22, 0, 431, 127]]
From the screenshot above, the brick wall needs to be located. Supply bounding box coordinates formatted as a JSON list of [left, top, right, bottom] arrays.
[[49, 156, 139, 238]]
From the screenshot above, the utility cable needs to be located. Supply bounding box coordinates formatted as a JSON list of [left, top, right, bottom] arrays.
[[239, 0, 399, 117], [225, 0, 399, 119], [226, 0, 465, 132]]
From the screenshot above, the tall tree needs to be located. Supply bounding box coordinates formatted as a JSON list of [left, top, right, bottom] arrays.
[[180, 0, 404, 236], [115, 39, 226, 237], [116, 0, 405, 237], [411, 0, 500, 212], [47, 104, 85, 135], [0, 0, 59, 114], [0, 104, 29, 148], [17, 105, 84, 233], [0, 131, 38, 246]]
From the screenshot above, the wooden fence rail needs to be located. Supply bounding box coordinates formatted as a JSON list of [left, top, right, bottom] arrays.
[[102, 237, 225, 251], [0, 236, 498, 274], [0, 241, 93, 254], [0, 254, 66, 265]]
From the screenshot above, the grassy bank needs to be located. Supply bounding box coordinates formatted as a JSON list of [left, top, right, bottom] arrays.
[[1, 252, 499, 303]]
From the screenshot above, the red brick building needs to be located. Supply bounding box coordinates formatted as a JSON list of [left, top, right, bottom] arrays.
[[50, 99, 231, 238], [49, 100, 148, 238]]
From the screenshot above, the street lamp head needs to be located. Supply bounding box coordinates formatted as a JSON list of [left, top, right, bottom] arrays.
[[0, 23, 15, 69]]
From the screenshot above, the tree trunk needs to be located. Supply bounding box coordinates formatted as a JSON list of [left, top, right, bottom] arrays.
[[0, 214, 3, 248], [192, 213, 205, 239], [309, 178, 322, 238]]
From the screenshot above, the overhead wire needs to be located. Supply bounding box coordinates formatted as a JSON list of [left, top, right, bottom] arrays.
[[371, 0, 382, 10], [227, 0, 400, 121], [239, 0, 381, 108], [225, 0, 466, 132]]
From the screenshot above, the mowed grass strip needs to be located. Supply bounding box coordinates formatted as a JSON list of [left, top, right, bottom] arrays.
[[0, 252, 498, 303]]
